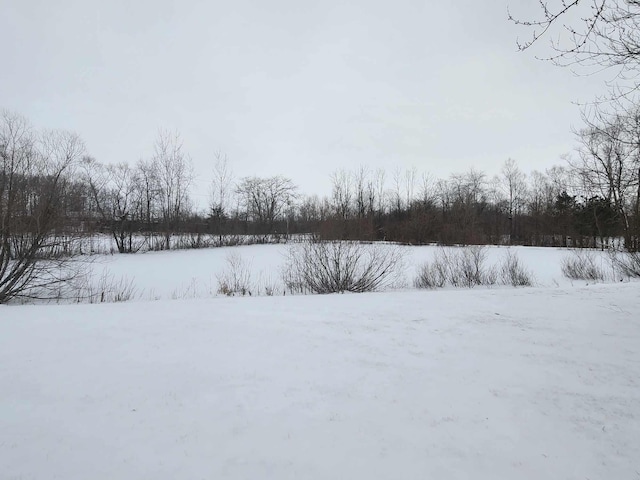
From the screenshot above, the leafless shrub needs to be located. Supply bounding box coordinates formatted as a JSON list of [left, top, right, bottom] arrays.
[[256, 272, 280, 296], [413, 254, 448, 289], [413, 265, 436, 289], [101, 276, 137, 303], [499, 250, 534, 287], [263, 277, 279, 296], [219, 234, 244, 247], [147, 234, 167, 252], [451, 246, 492, 288], [415, 246, 497, 289], [283, 240, 404, 294], [430, 250, 451, 286], [69, 269, 138, 304], [174, 232, 214, 250], [484, 264, 499, 286], [170, 278, 202, 300], [281, 262, 307, 294], [561, 250, 607, 281], [217, 252, 253, 296], [609, 250, 640, 279]]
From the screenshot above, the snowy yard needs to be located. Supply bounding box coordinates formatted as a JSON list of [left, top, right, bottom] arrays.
[[1, 252, 639, 479], [76, 243, 615, 301]]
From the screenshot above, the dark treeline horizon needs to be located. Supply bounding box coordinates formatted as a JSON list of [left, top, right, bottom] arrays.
[[2, 108, 639, 255]]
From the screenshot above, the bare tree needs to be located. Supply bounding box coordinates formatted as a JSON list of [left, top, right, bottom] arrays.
[[297, 194, 324, 223], [498, 158, 528, 243], [0, 111, 85, 303], [330, 169, 353, 220], [372, 168, 387, 216], [529, 169, 557, 213], [419, 172, 436, 208], [576, 115, 628, 218], [153, 130, 193, 249], [623, 105, 640, 249], [353, 165, 369, 218], [546, 164, 576, 197], [573, 105, 640, 249], [84, 159, 143, 253], [391, 166, 404, 214], [235, 176, 297, 238], [404, 166, 418, 212], [136, 158, 160, 236], [445, 169, 487, 244], [209, 151, 234, 242], [509, 0, 640, 97], [527, 169, 552, 243]]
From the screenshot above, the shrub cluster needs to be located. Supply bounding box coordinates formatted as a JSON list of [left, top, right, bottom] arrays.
[[282, 240, 404, 294], [216, 253, 254, 296], [561, 250, 608, 281], [414, 247, 534, 289], [610, 250, 640, 278], [500, 250, 534, 287]]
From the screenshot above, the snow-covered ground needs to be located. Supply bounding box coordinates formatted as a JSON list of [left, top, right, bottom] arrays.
[[1, 278, 639, 479], [81, 244, 618, 301]]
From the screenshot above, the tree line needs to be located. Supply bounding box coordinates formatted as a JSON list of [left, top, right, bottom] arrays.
[[2, 107, 639, 261]]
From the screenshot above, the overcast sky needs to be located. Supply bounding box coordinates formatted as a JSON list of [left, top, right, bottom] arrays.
[[1, 0, 610, 205]]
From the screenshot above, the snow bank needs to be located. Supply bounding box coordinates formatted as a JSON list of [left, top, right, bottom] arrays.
[[1, 283, 639, 479]]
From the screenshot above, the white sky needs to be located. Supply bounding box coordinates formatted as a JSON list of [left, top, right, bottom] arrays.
[[1, 0, 610, 206]]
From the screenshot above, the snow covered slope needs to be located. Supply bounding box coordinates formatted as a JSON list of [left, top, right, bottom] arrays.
[[1, 283, 639, 479]]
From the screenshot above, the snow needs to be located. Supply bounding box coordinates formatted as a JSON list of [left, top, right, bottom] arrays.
[[85, 244, 617, 301], [1, 276, 639, 479]]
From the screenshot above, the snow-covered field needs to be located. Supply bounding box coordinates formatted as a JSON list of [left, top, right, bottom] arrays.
[[79, 243, 617, 301], [1, 245, 639, 479]]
